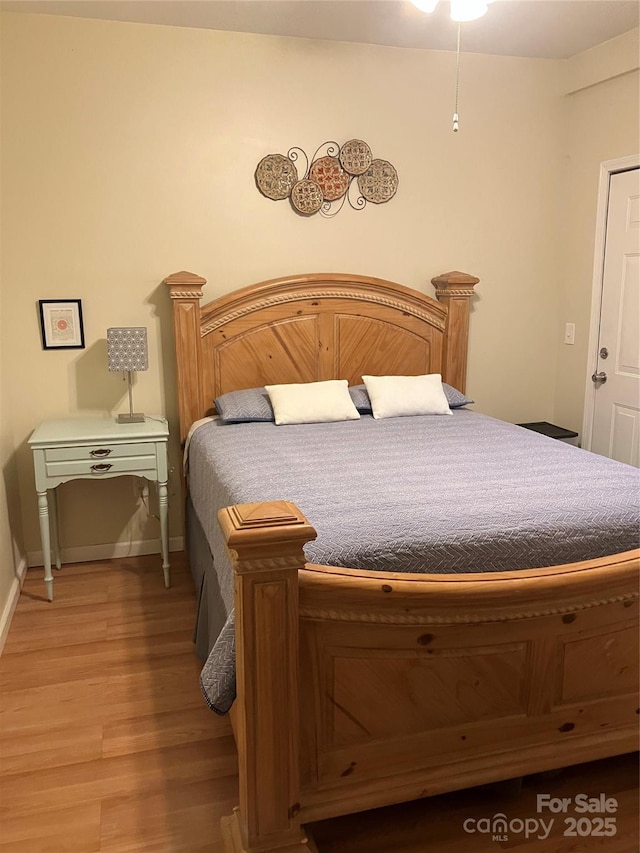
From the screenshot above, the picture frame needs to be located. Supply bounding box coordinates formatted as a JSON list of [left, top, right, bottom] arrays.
[[38, 299, 85, 350]]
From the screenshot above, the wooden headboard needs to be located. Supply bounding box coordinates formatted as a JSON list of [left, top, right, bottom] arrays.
[[164, 270, 479, 443]]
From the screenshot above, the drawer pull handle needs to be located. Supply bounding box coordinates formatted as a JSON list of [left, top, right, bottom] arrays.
[[90, 463, 113, 474], [90, 448, 112, 458]]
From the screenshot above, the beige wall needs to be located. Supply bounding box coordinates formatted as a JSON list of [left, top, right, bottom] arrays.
[[0, 299, 20, 619], [0, 242, 27, 635], [0, 380, 26, 633], [0, 11, 26, 637], [555, 32, 640, 433], [0, 12, 632, 594]]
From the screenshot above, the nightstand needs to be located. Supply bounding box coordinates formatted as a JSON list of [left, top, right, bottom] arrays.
[[517, 421, 579, 444], [28, 416, 170, 601]]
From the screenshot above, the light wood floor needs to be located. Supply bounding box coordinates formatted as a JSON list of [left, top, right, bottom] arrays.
[[0, 555, 637, 852]]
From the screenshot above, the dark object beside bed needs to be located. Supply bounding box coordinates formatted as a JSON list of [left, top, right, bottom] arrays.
[[517, 420, 579, 442]]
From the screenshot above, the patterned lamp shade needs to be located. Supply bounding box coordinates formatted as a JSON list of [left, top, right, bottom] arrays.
[[107, 327, 149, 372]]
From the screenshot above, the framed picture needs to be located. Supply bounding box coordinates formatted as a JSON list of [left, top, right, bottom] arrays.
[[38, 299, 85, 350]]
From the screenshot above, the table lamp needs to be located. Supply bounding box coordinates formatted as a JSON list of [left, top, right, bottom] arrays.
[[107, 327, 148, 423]]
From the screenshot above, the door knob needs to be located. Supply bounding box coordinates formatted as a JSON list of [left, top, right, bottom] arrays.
[[591, 371, 607, 385]]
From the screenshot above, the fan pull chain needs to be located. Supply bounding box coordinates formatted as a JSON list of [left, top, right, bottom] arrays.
[[453, 21, 461, 132]]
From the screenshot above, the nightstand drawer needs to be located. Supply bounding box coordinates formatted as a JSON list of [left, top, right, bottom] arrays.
[[44, 442, 158, 463], [45, 455, 157, 478]]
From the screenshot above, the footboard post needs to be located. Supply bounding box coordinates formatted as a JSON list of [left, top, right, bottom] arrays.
[[218, 501, 317, 853], [432, 270, 478, 393]]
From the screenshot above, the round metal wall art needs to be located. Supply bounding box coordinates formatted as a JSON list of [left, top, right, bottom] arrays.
[[309, 156, 351, 202], [339, 139, 372, 176], [290, 179, 324, 215], [254, 139, 397, 218], [255, 154, 298, 201], [357, 159, 399, 204]]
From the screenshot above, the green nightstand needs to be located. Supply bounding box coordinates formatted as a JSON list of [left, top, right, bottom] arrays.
[[28, 416, 170, 601]]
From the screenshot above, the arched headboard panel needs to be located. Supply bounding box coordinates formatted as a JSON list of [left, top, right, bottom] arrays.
[[164, 271, 478, 444]]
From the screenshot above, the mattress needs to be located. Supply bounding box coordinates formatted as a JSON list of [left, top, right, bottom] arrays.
[[187, 409, 640, 712]]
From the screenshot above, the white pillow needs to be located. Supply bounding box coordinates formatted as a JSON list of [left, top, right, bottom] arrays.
[[362, 374, 452, 419], [265, 379, 361, 425]]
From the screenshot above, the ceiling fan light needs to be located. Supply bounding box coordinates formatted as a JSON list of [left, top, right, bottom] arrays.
[[450, 0, 488, 22], [410, 0, 439, 13]]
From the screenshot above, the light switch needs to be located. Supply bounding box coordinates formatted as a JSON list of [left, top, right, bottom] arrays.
[[564, 323, 575, 345]]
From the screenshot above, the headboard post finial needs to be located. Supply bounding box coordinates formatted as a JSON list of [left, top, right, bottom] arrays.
[[164, 270, 206, 300], [431, 271, 479, 394], [163, 271, 207, 444]]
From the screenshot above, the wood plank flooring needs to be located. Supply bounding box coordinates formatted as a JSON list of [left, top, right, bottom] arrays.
[[0, 554, 237, 852], [0, 555, 637, 852]]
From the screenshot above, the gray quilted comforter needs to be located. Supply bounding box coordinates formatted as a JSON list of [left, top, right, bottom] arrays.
[[188, 410, 640, 712]]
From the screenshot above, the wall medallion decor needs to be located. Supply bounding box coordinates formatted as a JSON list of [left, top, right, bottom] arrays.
[[255, 140, 398, 218], [254, 154, 298, 200]]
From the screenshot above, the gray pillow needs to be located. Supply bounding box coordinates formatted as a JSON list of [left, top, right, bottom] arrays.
[[214, 387, 274, 422], [443, 383, 474, 408], [348, 384, 372, 413], [348, 383, 473, 413]]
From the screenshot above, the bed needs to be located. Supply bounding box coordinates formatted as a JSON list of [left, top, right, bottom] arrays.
[[164, 269, 639, 853]]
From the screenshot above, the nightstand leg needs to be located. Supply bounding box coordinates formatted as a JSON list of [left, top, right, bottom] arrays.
[[158, 480, 170, 588], [49, 488, 62, 570], [37, 491, 54, 602]]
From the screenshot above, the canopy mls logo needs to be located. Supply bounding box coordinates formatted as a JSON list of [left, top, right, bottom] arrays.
[[463, 814, 553, 842], [462, 794, 619, 842]]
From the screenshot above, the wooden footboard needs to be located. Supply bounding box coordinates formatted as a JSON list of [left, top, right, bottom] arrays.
[[218, 501, 640, 853]]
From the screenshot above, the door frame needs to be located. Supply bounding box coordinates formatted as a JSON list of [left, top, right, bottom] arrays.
[[581, 154, 640, 451]]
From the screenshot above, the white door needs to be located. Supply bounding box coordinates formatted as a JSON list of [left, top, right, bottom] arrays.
[[590, 167, 640, 466]]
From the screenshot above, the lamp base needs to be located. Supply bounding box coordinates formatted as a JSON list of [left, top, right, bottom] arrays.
[[116, 413, 146, 424]]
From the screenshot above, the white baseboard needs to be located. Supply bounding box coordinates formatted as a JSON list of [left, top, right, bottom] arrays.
[[0, 556, 28, 656], [26, 536, 184, 568]]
